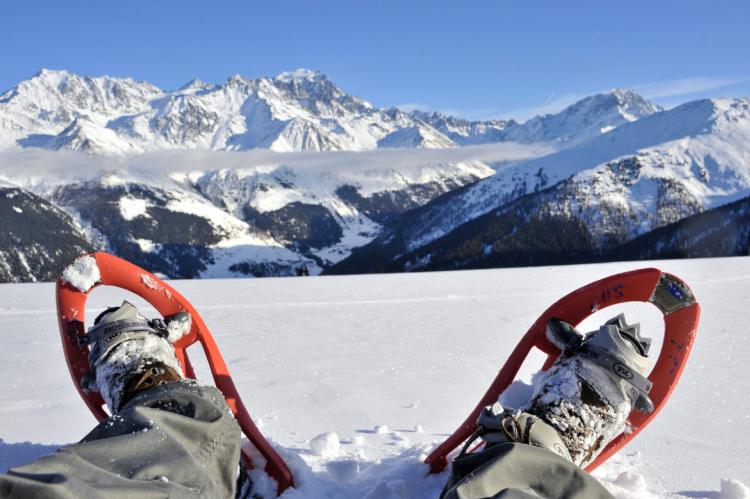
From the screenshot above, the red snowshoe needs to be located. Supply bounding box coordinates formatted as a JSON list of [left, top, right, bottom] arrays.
[[56, 252, 294, 494], [425, 267, 700, 474]]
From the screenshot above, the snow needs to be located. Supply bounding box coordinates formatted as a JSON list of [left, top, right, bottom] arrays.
[[606, 469, 660, 498], [1, 257, 749, 497], [309, 432, 341, 457], [60, 254, 100, 292], [718, 479, 750, 499], [118, 196, 150, 221]]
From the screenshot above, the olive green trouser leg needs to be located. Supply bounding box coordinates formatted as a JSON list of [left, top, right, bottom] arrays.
[[0, 381, 241, 499], [440, 442, 614, 499]]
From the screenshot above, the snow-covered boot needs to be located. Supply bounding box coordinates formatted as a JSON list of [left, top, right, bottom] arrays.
[[79, 301, 192, 413], [475, 314, 653, 467]]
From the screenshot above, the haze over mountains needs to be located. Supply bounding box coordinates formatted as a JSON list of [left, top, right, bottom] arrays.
[[0, 69, 748, 282]]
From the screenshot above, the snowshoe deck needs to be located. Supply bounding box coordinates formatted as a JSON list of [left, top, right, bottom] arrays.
[[425, 267, 700, 474], [56, 252, 293, 494]]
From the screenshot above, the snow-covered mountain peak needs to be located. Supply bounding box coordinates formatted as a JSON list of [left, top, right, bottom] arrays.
[[599, 88, 662, 120], [16, 68, 162, 106], [271, 69, 373, 115], [544, 88, 660, 129], [0, 69, 669, 154], [274, 68, 325, 83], [500, 89, 661, 146], [225, 74, 252, 89], [176, 78, 217, 94], [377, 124, 455, 149], [44, 117, 135, 155], [707, 97, 750, 130]]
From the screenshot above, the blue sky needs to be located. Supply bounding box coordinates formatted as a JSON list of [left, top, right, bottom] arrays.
[[2, 0, 749, 121]]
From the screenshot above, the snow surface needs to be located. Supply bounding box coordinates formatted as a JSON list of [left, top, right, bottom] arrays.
[[1, 257, 748, 497]]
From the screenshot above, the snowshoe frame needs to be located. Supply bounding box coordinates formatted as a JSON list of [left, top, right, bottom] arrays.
[[424, 267, 700, 474], [56, 252, 294, 494]]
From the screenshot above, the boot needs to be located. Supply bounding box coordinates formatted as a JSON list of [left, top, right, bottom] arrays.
[[476, 314, 653, 467], [80, 301, 192, 413]]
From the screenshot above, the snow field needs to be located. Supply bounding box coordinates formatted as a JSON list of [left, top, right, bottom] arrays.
[[1, 257, 749, 497]]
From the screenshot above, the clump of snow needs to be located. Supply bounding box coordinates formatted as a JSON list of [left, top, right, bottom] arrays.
[[351, 435, 365, 446], [60, 254, 100, 292], [12, 206, 22, 213], [309, 432, 340, 457], [166, 313, 191, 343], [118, 196, 150, 221], [611, 471, 654, 495], [135, 238, 159, 253], [140, 274, 160, 290], [719, 479, 750, 499], [414, 424, 424, 433], [600, 469, 659, 499], [374, 425, 389, 435], [391, 431, 410, 447]]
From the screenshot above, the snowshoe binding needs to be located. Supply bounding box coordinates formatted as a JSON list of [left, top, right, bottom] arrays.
[[475, 314, 654, 467], [79, 301, 191, 413]]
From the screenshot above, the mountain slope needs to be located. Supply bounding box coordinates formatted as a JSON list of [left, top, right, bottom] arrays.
[[608, 192, 750, 261], [329, 98, 750, 274], [0, 154, 492, 282], [0, 184, 93, 282]]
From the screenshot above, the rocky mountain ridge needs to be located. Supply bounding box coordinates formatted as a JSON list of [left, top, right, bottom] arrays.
[[1, 69, 657, 155]]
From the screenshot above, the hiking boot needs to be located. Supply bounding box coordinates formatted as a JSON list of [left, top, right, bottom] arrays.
[[80, 301, 192, 413], [477, 314, 653, 467]]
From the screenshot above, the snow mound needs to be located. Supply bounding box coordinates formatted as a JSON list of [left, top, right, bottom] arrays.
[[325, 459, 359, 482], [60, 254, 100, 292], [606, 470, 659, 499], [719, 479, 750, 499], [309, 432, 340, 457]]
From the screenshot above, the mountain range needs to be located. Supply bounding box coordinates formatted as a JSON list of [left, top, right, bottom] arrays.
[[0, 69, 747, 282]]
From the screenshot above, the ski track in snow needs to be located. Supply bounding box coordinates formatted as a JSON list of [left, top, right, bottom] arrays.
[[0, 257, 748, 498]]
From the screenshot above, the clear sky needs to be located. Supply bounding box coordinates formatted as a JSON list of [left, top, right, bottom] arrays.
[[2, 0, 749, 121]]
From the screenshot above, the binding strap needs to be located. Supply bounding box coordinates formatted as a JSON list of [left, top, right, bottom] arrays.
[[78, 317, 168, 348], [576, 343, 654, 413]]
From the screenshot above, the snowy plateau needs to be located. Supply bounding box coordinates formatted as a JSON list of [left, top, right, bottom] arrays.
[[0, 258, 748, 498]]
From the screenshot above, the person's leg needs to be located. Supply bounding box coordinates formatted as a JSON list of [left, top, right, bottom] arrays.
[[440, 315, 655, 499], [440, 442, 613, 499], [0, 380, 241, 499]]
